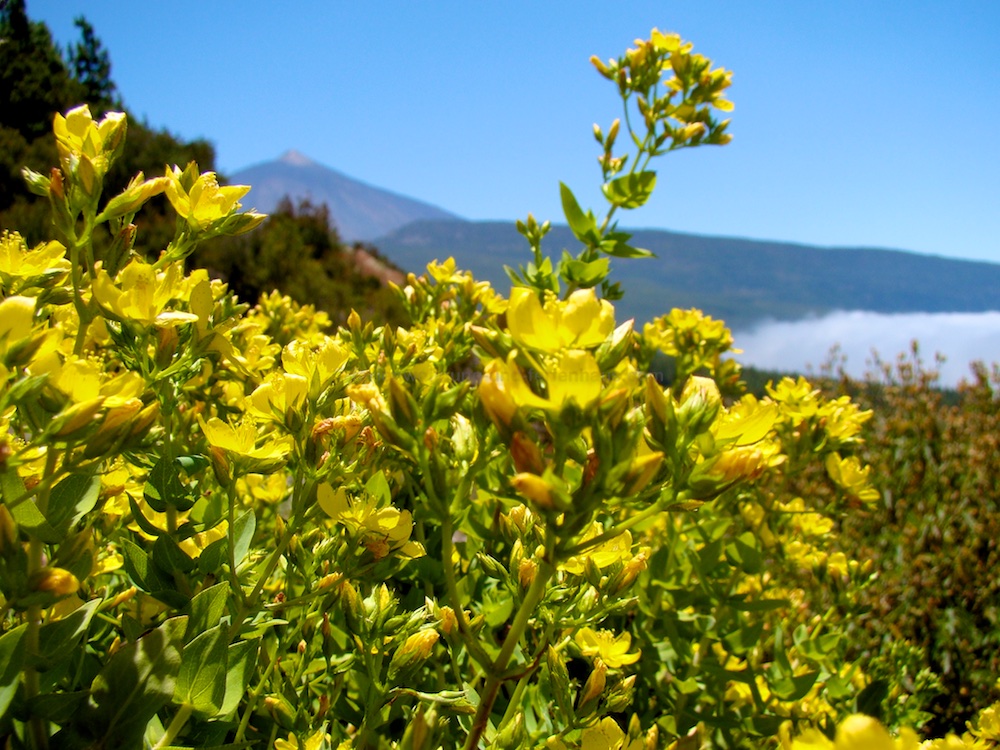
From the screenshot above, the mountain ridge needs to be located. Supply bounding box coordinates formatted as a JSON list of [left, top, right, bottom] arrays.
[[230, 151, 462, 242], [372, 219, 1000, 332], [228, 154, 1000, 332]]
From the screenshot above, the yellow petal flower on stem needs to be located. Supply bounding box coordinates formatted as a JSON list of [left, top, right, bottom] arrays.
[[825, 453, 880, 504], [545, 350, 603, 410], [94, 260, 199, 327], [508, 287, 561, 350], [165, 164, 263, 233], [249, 372, 309, 422], [562, 529, 633, 574], [0, 233, 70, 282], [507, 287, 615, 351], [0, 295, 36, 344], [574, 627, 641, 668], [479, 359, 519, 430], [199, 416, 291, 465]]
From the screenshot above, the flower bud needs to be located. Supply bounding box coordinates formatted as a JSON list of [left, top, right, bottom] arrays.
[[51, 397, 106, 439], [576, 659, 607, 716], [512, 472, 556, 510], [387, 629, 440, 679], [510, 431, 545, 474], [677, 375, 722, 435], [518, 558, 537, 590], [607, 551, 649, 597], [29, 567, 80, 597]]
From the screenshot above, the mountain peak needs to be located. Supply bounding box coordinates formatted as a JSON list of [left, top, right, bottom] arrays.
[[231, 153, 462, 242], [278, 150, 316, 167]]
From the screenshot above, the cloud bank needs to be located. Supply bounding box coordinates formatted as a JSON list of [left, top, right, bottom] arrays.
[[734, 311, 1000, 387]]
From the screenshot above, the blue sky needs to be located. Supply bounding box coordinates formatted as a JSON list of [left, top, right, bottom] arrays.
[[29, 1, 1000, 263]]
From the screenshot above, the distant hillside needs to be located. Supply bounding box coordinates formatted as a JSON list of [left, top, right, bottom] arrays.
[[230, 151, 462, 242], [373, 220, 1000, 331]]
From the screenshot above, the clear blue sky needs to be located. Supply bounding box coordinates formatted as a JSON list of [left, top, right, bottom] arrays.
[[29, 0, 1000, 263]]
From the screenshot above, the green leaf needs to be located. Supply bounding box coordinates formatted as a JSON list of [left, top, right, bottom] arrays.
[[601, 171, 657, 209], [153, 534, 196, 575], [27, 690, 88, 723], [34, 598, 102, 669], [769, 670, 819, 702], [482, 587, 514, 628], [81, 616, 186, 750], [0, 624, 27, 720], [724, 532, 762, 574], [1, 469, 61, 543], [175, 623, 228, 717], [47, 472, 101, 532], [365, 471, 391, 506], [560, 255, 610, 287], [128, 492, 165, 537], [218, 639, 259, 717], [855, 679, 889, 720], [144, 456, 201, 513], [188, 582, 230, 640], [722, 620, 765, 655], [600, 234, 655, 258], [232, 510, 256, 568], [560, 182, 599, 245]]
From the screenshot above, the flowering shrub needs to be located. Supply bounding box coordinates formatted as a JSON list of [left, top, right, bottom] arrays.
[[0, 29, 934, 750]]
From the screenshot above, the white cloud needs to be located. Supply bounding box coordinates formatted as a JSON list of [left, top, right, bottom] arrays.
[[734, 311, 1000, 387]]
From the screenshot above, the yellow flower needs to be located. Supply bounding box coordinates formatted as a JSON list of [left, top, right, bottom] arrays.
[[164, 163, 265, 233], [94, 260, 199, 327], [786, 715, 921, 750], [562, 528, 633, 574], [825, 453, 879, 504], [52, 105, 126, 193], [274, 729, 330, 750], [317, 483, 424, 560], [971, 702, 1000, 740], [53, 105, 125, 163], [249, 372, 309, 422], [578, 717, 644, 750], [0, 295, 35, 345], [504, 350, 603, 413], [281, 337, 350, 395], [712, 395, 778, 446], [478, 359, 519, 430], [199, 416, 292, 474], [574, 627, 641, 668], [507, 287, 615, 351], [0, 232, 70, 288]]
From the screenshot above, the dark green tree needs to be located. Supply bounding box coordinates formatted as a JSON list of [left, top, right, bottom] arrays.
[[67, 15, 118, 109], [194, 198, 408, 326]]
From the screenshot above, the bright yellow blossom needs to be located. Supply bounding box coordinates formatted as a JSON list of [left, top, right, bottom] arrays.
[[164, 164, 265, 233], [785, 715, 923, 750], [249, 372, 308, 422], [563, 528, 633, 575], [94, 260, 199, 327], [318, 483, 424, 560], [498, 350, 603, 413], [507, 287, 614, 351], [0, 233, 70, 289], [825, 453, 879, 504], [575, 627, 641, 668], [199, 416, 292, 473]]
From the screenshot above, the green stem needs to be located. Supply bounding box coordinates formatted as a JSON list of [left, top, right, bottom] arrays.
[[440, 514, 492, 670], [462, 530, 556, 750], [152, 704, 192, 750], [235, 646, 281, 743]]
